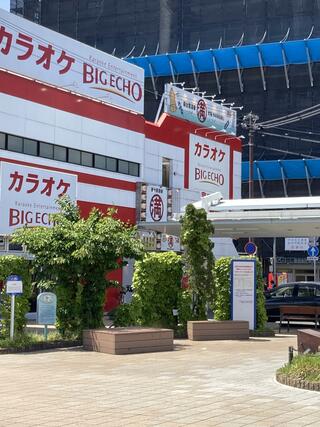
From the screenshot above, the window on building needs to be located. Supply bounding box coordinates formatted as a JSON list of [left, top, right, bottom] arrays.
[[129, 162, 139, 177], [39, 142, 54, 159], [162, 157, 172, 187], [1, 132, 140, 178], [23, 138, 38, 156], [106, 157, 117, 172], [8, 135, 23, 153], [94, 154, 106, 169], [8, 239, 23, 252], [0, 235, 5, 251], [118, 160, 129, 175], [54, 145, 67, 162], [68, 149, 81, 165], [0, 133, 6, 149], [81, 151, 93, 167]]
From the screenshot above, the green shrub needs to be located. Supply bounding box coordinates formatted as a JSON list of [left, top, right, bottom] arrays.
[[180, 204, 215, 319], [213, 257, 232, 320], [111, 303, 134, 327], [278, 355, 320, 383], [213, 256, 267, 330], [122, 252, 193, 334], [0, 256, 32, 338], [0, 331, 78, 349]]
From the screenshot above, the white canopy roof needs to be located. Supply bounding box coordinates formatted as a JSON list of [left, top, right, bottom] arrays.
[[140, 193, 320, 238]]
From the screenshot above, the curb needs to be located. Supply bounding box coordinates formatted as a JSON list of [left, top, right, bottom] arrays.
[[276, 372, 320, 392]]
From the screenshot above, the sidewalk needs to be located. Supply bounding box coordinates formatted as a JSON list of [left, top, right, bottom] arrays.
[[0, 335, 319, 426]]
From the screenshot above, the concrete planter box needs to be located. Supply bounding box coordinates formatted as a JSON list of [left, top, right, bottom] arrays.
[[187, 320, 249, 341], [83, 327, 174, 355]]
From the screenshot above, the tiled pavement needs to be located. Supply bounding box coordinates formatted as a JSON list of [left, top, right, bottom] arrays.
[[0, 335, 319, 426]]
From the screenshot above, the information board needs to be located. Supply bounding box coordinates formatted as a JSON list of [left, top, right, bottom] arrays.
[[231, 260, 256, 330], [37, 292, 57, 325]]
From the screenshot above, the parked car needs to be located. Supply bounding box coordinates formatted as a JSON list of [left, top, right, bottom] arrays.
[[265, 282, 320, 320]]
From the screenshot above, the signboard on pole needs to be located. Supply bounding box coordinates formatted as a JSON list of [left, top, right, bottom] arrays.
[[231, 259, 256, 330], [0, 9, 144, 114], [244, 242, 257, 255], [37, 292, 57, 325], [164, 84, 237, 134], [6, 275, 23, 295], [285, 238, 309, 251], [0, 162, 77, 234], [189, 134, 230, 198], [307, 246, 319, 258], [6, 274, 23, 340]]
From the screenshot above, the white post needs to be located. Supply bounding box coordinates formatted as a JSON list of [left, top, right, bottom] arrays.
[[314, 259, 316, 281], [10, 294, 15, 340]]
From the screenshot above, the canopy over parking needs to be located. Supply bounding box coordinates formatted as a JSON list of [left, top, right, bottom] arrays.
[[139, 194, 320, 239]]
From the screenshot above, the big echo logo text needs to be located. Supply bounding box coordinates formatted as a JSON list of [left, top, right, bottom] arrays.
[[83, 63, 143, 103], [195, 167, 225, 186]]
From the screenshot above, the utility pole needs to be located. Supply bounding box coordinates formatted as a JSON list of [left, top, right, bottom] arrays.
[[241, 112, 260, 199]]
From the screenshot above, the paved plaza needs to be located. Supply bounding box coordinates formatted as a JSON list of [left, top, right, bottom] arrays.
[[0, 335, 319, 426]]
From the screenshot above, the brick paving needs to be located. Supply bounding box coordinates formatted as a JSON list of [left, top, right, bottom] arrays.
[[0, 335, 319, 426]]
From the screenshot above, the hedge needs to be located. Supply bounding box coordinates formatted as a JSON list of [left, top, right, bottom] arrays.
[[0, 256, 32, 337], [112, 252, 193, 335]]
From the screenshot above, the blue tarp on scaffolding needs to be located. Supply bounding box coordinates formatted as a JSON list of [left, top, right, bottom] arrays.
[[127, 38, 320, 77], [242, 159, 320, 181]]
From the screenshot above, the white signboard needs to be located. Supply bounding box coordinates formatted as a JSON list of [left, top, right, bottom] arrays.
[[285, 238, 309, 251], [0, 9, 144, 114], [146, 185, 168, 223], [6, 277, 23, 295], [164, 84, 237, 134], [231, 260, 256, 330], [0, 162, 77, 234], [189, 134, 230, 197], [160, 234, 181, 251]]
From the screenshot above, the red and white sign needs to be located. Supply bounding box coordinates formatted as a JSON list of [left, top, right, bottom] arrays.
[[160, 234, 181, 251], [146, 185, 167, 223], [189, 134, 230, 197], [0, 9, 144, 114], [0, 162, 77, 234]]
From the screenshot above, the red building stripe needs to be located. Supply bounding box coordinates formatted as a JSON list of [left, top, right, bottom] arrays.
[[0, 70, 145, 134]]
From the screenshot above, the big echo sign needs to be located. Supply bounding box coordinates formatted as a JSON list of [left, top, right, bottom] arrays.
[[0, 9, 144, 114]]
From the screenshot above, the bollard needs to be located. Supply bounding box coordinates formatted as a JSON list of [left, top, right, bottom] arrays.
[[288, 346, 294, 364]]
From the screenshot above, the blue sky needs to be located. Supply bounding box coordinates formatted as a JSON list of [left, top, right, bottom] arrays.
[[0, 0, 9, 11]]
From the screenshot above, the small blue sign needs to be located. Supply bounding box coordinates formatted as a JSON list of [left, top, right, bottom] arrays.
[[7, 275, 22, 282], [307, 246, 319, 257], [244, 242, 257, 255]]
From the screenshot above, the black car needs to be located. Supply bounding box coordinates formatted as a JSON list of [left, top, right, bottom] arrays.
[[265, 282, 320, 320]]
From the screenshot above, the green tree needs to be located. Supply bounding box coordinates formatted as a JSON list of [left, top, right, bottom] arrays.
[[180, 204, 215, 319], [12, 197, 144, 336]]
